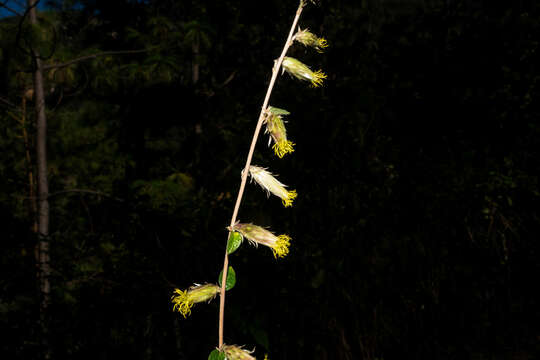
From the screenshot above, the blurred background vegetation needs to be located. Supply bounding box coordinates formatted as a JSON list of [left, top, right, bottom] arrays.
[[1, 0, 539, 359]]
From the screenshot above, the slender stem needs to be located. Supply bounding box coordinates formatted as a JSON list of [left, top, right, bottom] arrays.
[[218, 2, 305, 349]]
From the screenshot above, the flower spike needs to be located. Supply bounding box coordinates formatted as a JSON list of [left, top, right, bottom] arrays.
[[222, 344, 256, 360], [293, 27, 328, 53], [282, 56, 327, 87], [264, 106, 295, 158], [229, 222, 291, 258], [171, 283, 220, 318], [247, 165, 297, 207]]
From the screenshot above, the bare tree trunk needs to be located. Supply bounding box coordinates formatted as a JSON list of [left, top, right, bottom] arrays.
[[28, 1, 51, 358], [20, 93, 40, 276]]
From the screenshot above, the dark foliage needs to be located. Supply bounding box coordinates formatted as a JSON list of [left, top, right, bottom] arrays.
[[1, 0, 539, 359]]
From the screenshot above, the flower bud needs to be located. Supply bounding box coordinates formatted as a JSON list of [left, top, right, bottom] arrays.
[[294, 28, 328, 53], [171, 283, 220, 318], [282, 56, 327, 87], [222, 344, 256, 360], [247, 165, 297, 207], [265, 106, 295, 158], [229, 222, 291, 258]]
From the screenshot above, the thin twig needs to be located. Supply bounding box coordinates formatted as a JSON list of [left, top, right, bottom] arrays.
[[0, 95, 22, 112], [217, 1, 305, 348], [0, 2, 23, 16], [216, 71, 236, 88], [12, 0, 26, 7], [42, 48, 158, 70], [20, 188, 124, 202], [48, 189, 124, 202], [14, 0, 40, 59]]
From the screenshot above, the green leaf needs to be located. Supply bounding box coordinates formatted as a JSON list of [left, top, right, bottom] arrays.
[[208, 349, 225, 360], [227, 232, 243, 254], [268, 106, 290, 116], [218, 266, 236, 291], [250, 326, 270, 350]]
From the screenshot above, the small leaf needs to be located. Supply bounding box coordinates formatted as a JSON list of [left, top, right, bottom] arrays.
[[218, 266, 236, 290], [250, 326, 270, 350], [208, 349, 225, 360], [268, 106, 290, 116], [227, 232, 243, 254]]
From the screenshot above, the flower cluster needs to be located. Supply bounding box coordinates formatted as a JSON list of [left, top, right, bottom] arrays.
[[282, 26, 327, 87], [170, 2, 328, 358]]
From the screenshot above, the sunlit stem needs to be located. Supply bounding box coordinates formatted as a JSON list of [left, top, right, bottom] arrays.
[[218, 2, 305, 349]]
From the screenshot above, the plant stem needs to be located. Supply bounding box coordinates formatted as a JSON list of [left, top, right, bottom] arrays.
[[218, 2, 305, 348]]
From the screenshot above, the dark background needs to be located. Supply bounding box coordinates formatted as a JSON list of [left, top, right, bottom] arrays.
[[1, 0, 539, 359]]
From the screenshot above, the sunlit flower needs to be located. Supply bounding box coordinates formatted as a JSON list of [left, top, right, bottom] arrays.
[[264, 106, 295, 158], [282, 57, 327, 87], [247, 165, 297, 207], [293, 27, 328, 53], [171, 283, 220, 318], [222, 344, 256, 360], [229, 222, 291, 258]]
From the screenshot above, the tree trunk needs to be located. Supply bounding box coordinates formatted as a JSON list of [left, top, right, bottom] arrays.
[[28, 1, 51, 358], [191, 36, 200, 85], [20, 93, 40, 281]]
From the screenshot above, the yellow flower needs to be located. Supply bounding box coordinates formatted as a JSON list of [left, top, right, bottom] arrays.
[[171, 283, 220, 318], [247, 165, 297, 207], [293, 27, 328, 53], [264, 106, 295, 158], [282, 57, 327, 87], [229, 222, 291, 258], [222, 344, 256, 360]]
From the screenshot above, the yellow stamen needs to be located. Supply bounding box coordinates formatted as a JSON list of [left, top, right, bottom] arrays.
[[310, 70, 327, 87], [171, 289, 193, 318], [273, 235, 291, 258], [272, 140, 295, 158], [317, 38, 329, 52], [282, 189, 297, 207], [171, 284, 220, 318]]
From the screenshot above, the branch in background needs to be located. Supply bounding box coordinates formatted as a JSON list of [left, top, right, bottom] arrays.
[[48, 189, 124, 202], [0, 1, 23, 16], [0, 95, 22, 112], [14, 0, 40, 59], [42, 48, 158, 70], [216, 71, 236, 88], [20, 188, 125, 202], [65, 271, 104, 288]]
